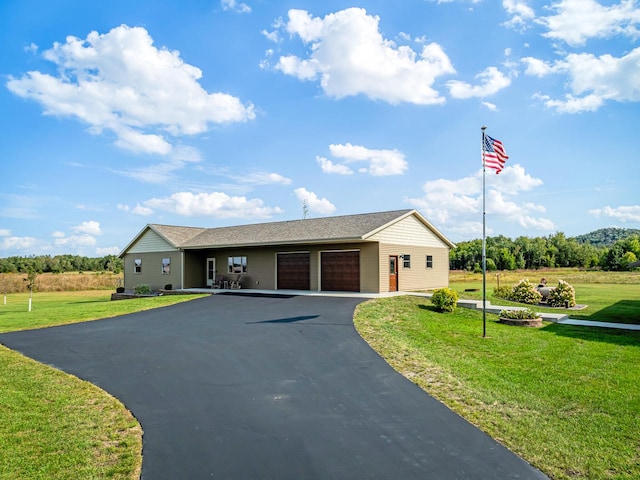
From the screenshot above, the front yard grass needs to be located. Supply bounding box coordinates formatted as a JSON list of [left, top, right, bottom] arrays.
[[0, 291, 206, 479], [354, 296, 640, 480]]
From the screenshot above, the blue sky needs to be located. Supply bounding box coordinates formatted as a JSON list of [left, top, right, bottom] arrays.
[[1, 0, 639, 257]]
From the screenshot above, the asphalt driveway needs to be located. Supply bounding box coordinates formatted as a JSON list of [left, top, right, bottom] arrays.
[[0, 294, 547, 479]]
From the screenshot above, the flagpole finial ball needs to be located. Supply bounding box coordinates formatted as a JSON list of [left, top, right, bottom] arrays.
[[481, 126, 487, 131]]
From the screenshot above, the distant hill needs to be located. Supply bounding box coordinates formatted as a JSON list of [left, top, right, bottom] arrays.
[[572, 228, 640, 248]]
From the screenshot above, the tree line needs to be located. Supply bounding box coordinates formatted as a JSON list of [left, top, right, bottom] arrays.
[[0, 254, 123, 274], [450, 232, 640, 272]]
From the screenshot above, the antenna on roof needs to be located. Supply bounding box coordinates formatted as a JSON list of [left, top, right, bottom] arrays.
[[302, 200, 309, 219]]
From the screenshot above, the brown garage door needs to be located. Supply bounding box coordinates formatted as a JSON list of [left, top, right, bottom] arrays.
[[277, 253, 310, 290], [321, 251, 360, 292]]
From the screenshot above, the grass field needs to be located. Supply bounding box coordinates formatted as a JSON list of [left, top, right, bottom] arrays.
[[0, 291, 205, 479], [0, 272, 123, 294], [450, 268, 640, 324], [354, 296, 640, 480]]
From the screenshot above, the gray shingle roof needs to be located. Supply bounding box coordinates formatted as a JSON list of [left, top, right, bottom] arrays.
[[149, 209, 418, 249], [150, 225, 208, 246]]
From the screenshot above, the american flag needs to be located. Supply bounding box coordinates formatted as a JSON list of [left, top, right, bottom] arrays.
[[483, 135, 508, 174]]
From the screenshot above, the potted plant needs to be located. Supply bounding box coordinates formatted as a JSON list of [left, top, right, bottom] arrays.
[[498, 308, 543, 327]]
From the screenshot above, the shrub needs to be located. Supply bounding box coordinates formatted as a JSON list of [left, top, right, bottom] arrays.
[[493, 285, 512, 300], [431, 287, 459, 313], [547, 280, 576, 307], [509, 279, 542, 305], [499, 308, 539, 319], [134, 284, 152, 295]]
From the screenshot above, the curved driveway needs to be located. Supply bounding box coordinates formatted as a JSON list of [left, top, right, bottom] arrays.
[[0, 294, 546, 479]]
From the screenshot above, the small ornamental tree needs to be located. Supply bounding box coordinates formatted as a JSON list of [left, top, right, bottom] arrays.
[[431, 287, 459, 313], [547, 280, 576, 307], [509, 279, 543, 305]]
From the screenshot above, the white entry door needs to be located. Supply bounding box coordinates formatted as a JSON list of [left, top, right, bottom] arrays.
[[206, 258, 216, 287]]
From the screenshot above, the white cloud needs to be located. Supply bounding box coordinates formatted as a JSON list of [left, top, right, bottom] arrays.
[[405, 165, 553, 235], [221, 0, 251, 14], [6, 25, 255, 155], [293, 188, 336, 215], [0, 231, 38, 251], [482, 101, 498, 111], [317, 156, 354, 175], [524, 48, 640, 113], [118, 203, 154, 215], [521, 57, 558, 77], [537, 0, 640, 47], [324, 143, 408, 176], [51, 221, 102, 250], [144, 191, 283, 218], [503, 0, 536, 31], [237, 172, 292, 185], [273, 8, 455, 105], [71, 220, 102, 236], [589, 205, 640, 223], [96, 246, 121, 255], [447, 66, 511, 99], [53, 234, 97, 248]]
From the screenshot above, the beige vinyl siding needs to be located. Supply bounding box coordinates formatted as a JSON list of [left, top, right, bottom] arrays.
[[128, 229, 178, 253], [368, 215, 444, 247], [377, 244, 449, 292], [357, 242, 379, 293], [123, 252, 182, 291]]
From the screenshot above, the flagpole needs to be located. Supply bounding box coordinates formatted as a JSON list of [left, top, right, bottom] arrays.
[[481, 126, 487, 338]]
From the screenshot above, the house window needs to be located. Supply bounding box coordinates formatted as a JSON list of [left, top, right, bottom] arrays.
[[162, 258, 171, 274], [134, 258, 142, 274], [426, 255, 433, 269], [228, 256, 247, 274], [403, 254, 411, 268]]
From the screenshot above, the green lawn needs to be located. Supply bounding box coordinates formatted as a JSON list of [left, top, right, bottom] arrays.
[[0, 291, 205, 479], [355, 296, 640, 480]]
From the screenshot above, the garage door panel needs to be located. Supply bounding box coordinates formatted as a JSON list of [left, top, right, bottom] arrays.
[[321, 251, 360, 292], [277, 253, 310, 290]]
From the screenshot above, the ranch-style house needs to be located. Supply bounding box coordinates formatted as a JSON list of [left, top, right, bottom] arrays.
[[118, 209, 455, 294]]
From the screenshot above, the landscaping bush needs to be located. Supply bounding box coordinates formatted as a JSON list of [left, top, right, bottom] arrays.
[[493, 285, 512, 300], [431, 287, 459, 313], [133, 284, 152, 295], [547, 280, 576, 307], [499, 308, 539, 319], [509, 279, 542, 305]]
